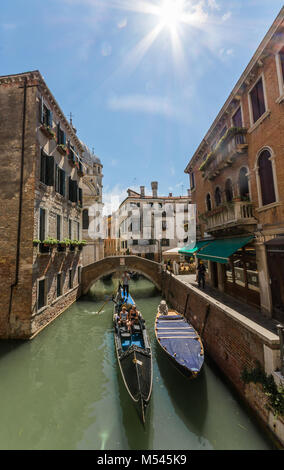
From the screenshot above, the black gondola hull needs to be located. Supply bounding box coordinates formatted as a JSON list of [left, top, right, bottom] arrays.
[[155, 311, 204, 379], [113, 289, 152, 423]]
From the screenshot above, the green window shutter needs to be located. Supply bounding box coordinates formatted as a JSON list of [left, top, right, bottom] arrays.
[[40, 150, 46, 183], [46, 156, 54, 186], [57, 123, 60, 144], [78, 188, 82, 207], [48, 110, 53, 128], [68, 176, 72, 201], [39, 208, 46, 241], [60, 169, 66, 196], [39, 97, 44, 124], [55, 163, 59, 192]]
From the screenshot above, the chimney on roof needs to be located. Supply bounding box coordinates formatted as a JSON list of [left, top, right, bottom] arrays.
[[140, 186, 145, 197], [169, 192, 173, 197], [151, 181, 158, 198]]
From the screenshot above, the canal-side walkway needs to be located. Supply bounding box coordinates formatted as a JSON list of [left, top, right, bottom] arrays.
[[175, 274, 279, 338]]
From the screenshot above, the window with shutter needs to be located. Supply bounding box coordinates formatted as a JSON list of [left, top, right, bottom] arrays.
[[39, 208, 46, 241], [55, 164, 59, 193], [46, 156, 55, 186], [60, 169, 65, 196], [78, 188, 83, 207], [258, 150, 276, 206], [57, 214, 61, 240], [40, 150, 46, 183], [57, 274, 62, 297], [215, 187, 222, 206], [69, 269, 73, 289], [39, 96, 44, 124], [250, 78, 266, 123], [38, 279, 46, 310], [206, 194, 212, 212], [83, 209, 89, 229], [239, 167, 249, 200]]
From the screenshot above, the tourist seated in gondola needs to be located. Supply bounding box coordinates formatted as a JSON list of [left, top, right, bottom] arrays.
[[158, 300, 168, 315], [129, 304, 141, 327], [118, 305, 131, 332]]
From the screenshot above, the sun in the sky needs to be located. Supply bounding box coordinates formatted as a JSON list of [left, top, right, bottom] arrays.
[[155, 0, 187, 33]]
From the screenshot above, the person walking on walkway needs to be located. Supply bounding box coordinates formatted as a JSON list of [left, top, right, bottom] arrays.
[[197, 260, 206, 289]]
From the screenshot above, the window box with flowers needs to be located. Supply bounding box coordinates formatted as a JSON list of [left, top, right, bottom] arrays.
[[78, 240, 87, 251], [39, 237, 58, 253], [40, 124, 56, 140], [57, 144, 67, 155], [57, 238, 72, 252], [33, 239, 41, 247]]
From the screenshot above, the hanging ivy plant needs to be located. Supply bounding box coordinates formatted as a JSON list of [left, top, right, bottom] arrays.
[[241, 361, 284, 418]]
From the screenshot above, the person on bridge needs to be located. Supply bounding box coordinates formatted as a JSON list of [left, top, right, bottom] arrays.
[[122, 271, 130, 300]]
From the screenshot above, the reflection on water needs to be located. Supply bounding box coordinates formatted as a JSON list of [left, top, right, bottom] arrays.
[[0, 276, 274, 449]]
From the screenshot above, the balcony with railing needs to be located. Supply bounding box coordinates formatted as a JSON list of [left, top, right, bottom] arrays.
[[199, 128, 248, 181], [199, 200, 257, 233]]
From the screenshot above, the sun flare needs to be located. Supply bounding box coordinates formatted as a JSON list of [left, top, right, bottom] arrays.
[[156, 0, 186, 32]]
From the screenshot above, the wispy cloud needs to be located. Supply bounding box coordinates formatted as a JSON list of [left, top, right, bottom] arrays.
[[117, 17, 128, 29], [107, 93, 190, 122]]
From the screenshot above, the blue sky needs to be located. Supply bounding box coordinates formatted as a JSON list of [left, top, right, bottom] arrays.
[[1, 0, 283, 210]]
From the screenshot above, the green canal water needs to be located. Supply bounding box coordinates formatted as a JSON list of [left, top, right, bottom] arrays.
[[0, 277, 275, 450]]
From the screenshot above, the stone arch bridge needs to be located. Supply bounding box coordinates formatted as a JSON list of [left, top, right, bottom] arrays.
[[81, 256, 163, 295]]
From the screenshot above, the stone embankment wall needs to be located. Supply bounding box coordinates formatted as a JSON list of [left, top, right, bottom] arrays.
[[162, 271, 284, 447]]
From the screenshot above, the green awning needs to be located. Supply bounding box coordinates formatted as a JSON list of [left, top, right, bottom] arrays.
[[178, 240, 213, 255], [196, 236, 254, 264]]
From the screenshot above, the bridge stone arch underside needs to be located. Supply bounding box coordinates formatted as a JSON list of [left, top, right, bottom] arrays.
[[81, 256, 163, 295]]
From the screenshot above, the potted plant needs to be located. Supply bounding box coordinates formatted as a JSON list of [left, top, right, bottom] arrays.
[[43, 237, 59, 248], [78, 240, 87, 250], [40, 124, 56, 140], [57, 238, 72, 251], [33, 239, 41, 247], [57, 143, 67, 155]]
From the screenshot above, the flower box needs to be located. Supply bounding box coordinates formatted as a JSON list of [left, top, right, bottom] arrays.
[[57, 144, 67, 155], [40, 124, 56, 140]]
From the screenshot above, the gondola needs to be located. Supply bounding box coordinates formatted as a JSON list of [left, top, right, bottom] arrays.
[[155, 304, 204, 378], [113, 285, 152, 424]]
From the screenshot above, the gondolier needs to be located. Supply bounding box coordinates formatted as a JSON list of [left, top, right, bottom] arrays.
[[122, 271, 130, 300]]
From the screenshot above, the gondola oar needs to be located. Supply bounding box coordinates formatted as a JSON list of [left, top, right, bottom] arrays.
[[96, 287, 117, 314]]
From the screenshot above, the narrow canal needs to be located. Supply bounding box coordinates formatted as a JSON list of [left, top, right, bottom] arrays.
[[0, 277, 274, 450]]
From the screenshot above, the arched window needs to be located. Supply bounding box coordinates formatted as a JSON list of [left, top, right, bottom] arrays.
[[206, 193, 212, 212], [214, 187, 222, 207], [239, 167, 250, 201], [225, 179, 233, 202], [82, 209, 89, 230], [258, 150, 276, 206]]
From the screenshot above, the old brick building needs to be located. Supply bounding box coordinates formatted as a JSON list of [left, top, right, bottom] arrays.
[[0, 70, 85, 339], [184, 8, 284, 322]]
